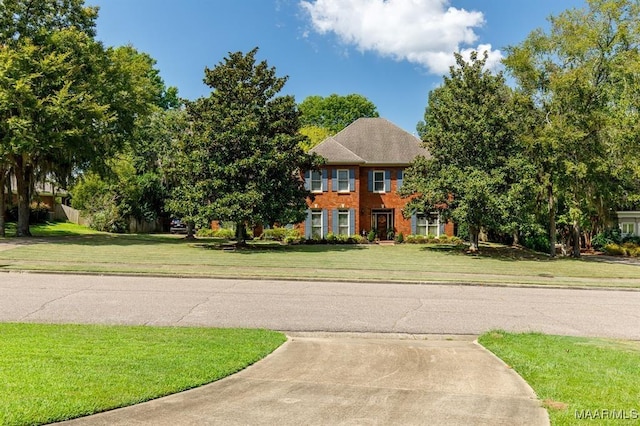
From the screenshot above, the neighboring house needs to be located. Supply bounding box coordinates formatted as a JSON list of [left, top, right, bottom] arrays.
[[4, 173, 68, 212], [301, 117, 454, 240], [616, 211, 640, 236]]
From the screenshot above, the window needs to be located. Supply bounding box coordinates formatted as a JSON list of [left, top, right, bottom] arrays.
[[416, 214, 428, 235], [337, 210, 350, 235], [621, 222, 635, 235], [416, 213, 440, 236], [311, 211, 323, 238], [336, 169, 349, 192], [373, 171, 385, 192], [310, 170, 322, 192]]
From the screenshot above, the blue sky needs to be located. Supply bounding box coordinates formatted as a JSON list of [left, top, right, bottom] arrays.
[[91, 0, 586, 134]]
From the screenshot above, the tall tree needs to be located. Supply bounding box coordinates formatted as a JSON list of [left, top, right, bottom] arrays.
[[504, 0, 640, 257], [184, 48, 321, 243], [0, 0, 158, 236], [401, 52, 518, 252], [298, 93, 379, 145]]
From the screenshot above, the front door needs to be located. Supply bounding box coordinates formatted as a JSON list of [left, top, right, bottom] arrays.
[[372, 210, 393, 240]]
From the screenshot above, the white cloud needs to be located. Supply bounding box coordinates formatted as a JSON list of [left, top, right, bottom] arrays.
[[300, 0, 502, 74]]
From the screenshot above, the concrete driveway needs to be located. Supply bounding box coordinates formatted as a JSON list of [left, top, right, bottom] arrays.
[[60, 333, 548, 426]]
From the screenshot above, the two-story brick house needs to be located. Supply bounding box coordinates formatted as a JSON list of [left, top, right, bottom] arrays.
[[301, 117, 454, 240]]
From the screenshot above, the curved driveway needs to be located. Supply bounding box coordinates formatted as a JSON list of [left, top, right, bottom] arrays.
[[1, 272, 638, 339]]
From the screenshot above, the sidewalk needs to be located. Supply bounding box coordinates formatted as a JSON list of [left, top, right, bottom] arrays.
[[60, 333, 548, 426]]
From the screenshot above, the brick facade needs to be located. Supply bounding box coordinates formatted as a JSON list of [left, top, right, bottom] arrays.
[[300, 165, 454, 240]]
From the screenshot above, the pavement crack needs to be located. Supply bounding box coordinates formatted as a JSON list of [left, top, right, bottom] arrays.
[[175, 296, 212, 324], [392, 298, 425, 331], [20, 287, 92, 320]]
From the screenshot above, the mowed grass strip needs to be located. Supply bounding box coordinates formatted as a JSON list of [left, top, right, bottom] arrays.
[[479, 331, 640, 425], [2, 222, 640, 287], [0, 323, 286, 426]]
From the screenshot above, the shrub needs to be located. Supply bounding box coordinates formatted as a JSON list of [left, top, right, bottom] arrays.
[[283, 229, 302, 245], [603, 243, 625, 256], [261, 227, 288, 241], [592, 228, 622, 251], [196, 228, 216, 237], [326, 232, 337, 244], [367, 230, 376, 242], [405, 235, 416, 244], [213, 228, 235, 239], [523, 233, 550, 254], [336, 233, 350, 244], [437, 234, 449, 243], [395, 232, 404, 243], [349, 234, 366, 244]]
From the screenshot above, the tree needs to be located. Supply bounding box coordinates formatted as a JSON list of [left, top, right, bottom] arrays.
[[504, 0, 640, 257], [298, 93, 379, 143], [184, 48, 321, 243], [0, 0, 159, 236], [401, 52, 518, 252]]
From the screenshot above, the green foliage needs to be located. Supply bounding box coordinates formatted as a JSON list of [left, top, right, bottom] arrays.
[[592, 228, 622, 251], [504, 0, 640, 256], [0, 2, 165, 236], [523, 232, 551, 254], [299, 125, 332, 151], [261, 227, 289, 241], [298, 93, 379, 134], [367, 229, 376, 242], [183, 48, 322, 242], [395, 232, 404, 243], [402, 52, 519, 252]]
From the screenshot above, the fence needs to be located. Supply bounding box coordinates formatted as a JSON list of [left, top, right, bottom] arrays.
[[54, 204, 162, 233]]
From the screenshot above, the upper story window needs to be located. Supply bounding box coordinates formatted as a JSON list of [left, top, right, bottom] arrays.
[[373, 171, 385, 192], [310, 170, 322, 192], [336, 169, 350, 192]]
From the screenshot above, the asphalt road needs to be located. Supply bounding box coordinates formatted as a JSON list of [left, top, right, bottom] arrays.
[[2, 272, 638, 339]]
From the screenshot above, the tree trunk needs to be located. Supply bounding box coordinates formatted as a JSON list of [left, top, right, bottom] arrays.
[[235, 221, 248, 246], [468, 225, 480, 252], [0, 168, 6, 237], [14, 159, 32, 237], [512, 228, 520, 246], [572, 221, 581, 258], [548, 183, 556, 258], [184, 221, 196, 240]]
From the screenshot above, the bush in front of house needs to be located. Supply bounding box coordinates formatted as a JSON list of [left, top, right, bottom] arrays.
[[592, 228, 622, 251]]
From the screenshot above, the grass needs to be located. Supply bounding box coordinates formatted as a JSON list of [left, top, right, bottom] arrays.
[[479, 331, 640, 425], [2, 222, 640, 287], [0, 323, 286, 426]]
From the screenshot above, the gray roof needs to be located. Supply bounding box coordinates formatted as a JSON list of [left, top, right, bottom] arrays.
[[310, 118, 429, 165]]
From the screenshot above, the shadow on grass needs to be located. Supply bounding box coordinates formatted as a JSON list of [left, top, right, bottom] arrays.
[[194, 241, 368, 253], [419, 243, 554, 262]]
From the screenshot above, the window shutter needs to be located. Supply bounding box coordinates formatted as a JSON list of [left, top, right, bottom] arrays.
[[322, 209, 328, 237], [305, 210, 312, 239], [384, 170, 391, 192], [332, 209, 338, 234], [368, 171, 373, 192], [322, 169, 328, 192], [349, 209, 356, 235], [397, 170, 403, 191], [349, 169, 355, 192], [331, 169, 337, 192], [411, 213, 417, 235], [304, 170, 310, 191]]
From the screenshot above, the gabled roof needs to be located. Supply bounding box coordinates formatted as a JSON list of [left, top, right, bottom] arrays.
[[310, 117, 430, 165]]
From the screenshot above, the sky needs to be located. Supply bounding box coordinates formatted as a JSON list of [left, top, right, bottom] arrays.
[[91, 0, 587, 134]]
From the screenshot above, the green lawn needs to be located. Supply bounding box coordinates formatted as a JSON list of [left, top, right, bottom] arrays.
[[2, 222, 640, 287], [479, 331, 640, 425], [0, 323, 286, 426]]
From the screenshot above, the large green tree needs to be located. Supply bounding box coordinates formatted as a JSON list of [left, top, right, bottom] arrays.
[[298, 93, 379, 150], [184, 48, 321, 243], [0, 0, 158, 236], [401, 52, 519, 252], [504, 0, 640, 257]]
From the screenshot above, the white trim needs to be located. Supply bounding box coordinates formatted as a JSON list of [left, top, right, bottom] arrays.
[[310, 170, 323, 193], [372, 170, 385, 193], [336, 169, 350, 193]]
